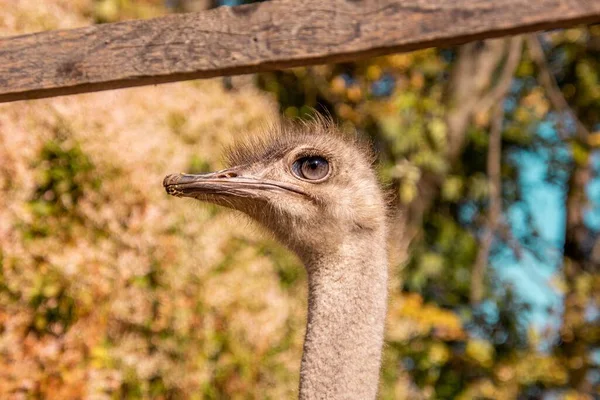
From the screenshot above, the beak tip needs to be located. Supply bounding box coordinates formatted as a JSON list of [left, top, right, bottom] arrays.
[[163, 174, 178, 187], [163, 174, 182, 196]]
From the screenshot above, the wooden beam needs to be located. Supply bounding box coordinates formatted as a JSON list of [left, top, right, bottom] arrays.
[[1, 0, 599, 103]]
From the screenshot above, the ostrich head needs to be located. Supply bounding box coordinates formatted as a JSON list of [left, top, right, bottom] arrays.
[[163, 119, 387, 260]]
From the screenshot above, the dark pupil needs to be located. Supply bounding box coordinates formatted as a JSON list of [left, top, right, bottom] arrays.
[[307, 159, 321, 170]]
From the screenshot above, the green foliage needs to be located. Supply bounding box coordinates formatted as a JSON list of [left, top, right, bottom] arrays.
[[28, 266, 78, 336], [32, 141, 96, 208]]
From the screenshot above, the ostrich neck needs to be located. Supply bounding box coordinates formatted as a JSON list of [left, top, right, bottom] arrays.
[[298, 234, 388, 400]]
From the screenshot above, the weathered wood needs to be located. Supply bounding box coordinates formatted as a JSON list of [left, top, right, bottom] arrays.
[[1, 0, 599, 103]]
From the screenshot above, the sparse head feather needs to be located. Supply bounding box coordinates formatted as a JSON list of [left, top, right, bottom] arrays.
[[224, 117, 376, 168]]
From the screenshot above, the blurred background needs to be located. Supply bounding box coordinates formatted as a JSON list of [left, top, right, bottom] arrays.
[[0, 1, 598, 398]]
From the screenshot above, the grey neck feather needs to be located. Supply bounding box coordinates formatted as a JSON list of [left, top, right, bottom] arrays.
[[298, 233, 388, 400]]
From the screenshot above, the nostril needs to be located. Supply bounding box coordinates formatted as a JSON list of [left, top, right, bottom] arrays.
[[217, 172, 238, 178]]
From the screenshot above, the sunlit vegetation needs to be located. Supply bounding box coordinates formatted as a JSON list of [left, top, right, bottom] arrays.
[[0, 1, 597, 399]]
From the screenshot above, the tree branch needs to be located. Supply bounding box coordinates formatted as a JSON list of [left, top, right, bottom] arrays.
[[497, 220, 524, 260], [526, 34, 591, 141], [471, 101, 504, 304], [477, 36, 524, 114]]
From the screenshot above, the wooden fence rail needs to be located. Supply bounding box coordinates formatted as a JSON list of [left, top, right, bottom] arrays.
[[1, 0, 599, 103]]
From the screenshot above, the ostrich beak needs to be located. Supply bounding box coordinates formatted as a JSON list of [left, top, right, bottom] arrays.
[[163, 168, 306, 201]]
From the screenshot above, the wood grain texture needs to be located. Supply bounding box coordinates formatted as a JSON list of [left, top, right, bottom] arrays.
[[1, 0, 599, 103]]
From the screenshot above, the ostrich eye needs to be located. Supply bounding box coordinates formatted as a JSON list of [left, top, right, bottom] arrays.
[[293, 156, 330, 181]]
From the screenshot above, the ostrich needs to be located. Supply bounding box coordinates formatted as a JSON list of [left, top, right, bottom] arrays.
[[163, 119, 388, 399]]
